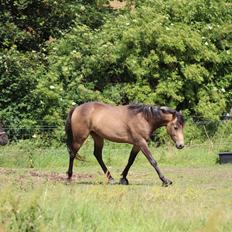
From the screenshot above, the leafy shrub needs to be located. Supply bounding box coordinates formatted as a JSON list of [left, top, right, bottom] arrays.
[[0, 0, 231, 142]]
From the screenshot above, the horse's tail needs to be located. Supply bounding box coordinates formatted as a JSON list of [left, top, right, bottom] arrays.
[[65, 106, 76, 157], [65, 106, 86, 161]]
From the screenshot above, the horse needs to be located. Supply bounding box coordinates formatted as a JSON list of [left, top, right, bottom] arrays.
[[65, 102, 184, 186], [0, 123, 9, 146]]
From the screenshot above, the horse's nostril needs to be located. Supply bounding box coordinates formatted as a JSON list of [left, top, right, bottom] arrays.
[[176, 144, 184, 149]]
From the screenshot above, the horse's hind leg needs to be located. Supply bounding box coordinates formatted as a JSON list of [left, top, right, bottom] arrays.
[[91, 133, 115, 184], [67, 137, 88, 180], [67, 155, 75, 179], [120, 145, 140, 185]]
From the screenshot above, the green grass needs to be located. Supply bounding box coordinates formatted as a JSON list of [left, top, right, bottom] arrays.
[[0, 140, 232, 231], [0, 138, 226, 169]]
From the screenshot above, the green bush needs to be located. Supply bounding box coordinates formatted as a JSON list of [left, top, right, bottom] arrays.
[[0, 0, 231, 141]]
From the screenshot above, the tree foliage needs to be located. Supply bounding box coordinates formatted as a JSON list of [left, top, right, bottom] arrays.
[[0, 0, 231, 139]]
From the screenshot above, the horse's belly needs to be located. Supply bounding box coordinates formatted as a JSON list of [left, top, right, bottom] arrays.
[[92, 124, 132, 144]]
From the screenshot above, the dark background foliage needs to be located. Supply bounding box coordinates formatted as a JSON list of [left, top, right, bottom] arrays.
[[0, 0, 231, 141]]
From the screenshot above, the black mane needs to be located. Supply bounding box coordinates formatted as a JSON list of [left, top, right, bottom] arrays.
[[128, 104, 161, 121], [128, 104, 184, 126]]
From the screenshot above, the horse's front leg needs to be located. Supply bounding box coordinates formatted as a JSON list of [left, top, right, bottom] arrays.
[[120, 145, 140, 185], [139, 140, 172, 187]]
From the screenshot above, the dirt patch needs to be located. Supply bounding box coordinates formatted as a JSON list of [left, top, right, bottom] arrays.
[[0, 167, 16, 175], [29, 170, 93, 182], [0, 167, 94, 183]]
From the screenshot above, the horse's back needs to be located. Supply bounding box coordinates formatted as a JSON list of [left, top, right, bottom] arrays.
[[72, 102, 129, 125]]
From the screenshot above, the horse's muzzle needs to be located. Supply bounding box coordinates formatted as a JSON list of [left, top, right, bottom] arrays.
[[176, 143, 184, 149]]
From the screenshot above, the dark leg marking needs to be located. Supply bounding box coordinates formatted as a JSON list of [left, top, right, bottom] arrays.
[[92, 133, 115, 184], [139, 140, 172, 187], [120, 145, 140, 185]]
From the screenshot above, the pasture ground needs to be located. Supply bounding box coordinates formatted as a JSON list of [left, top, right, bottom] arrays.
[[0, 140, 232, 232]]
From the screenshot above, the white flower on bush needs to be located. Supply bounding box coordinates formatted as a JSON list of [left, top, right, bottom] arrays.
[[32, 134, 37, 138], [50, 85, 55, 89]]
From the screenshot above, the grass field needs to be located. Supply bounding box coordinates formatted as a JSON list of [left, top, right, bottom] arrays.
[[0, 140, 232, 232]]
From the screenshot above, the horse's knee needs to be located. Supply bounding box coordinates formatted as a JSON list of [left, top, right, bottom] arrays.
[[150, 159, 157, 167]]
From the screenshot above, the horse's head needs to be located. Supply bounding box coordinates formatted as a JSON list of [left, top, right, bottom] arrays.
[[160, 107, 185, 149], [167, 113, 184, 149]]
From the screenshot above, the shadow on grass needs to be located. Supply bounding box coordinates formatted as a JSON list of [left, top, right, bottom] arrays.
[[65, 180, 156, 186]]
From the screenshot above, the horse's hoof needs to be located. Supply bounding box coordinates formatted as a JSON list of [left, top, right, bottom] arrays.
[[119, 178, 129, 185], [162, 178, 172, 187], [108, 178, 117, 185], [66, 171, 73, 179]]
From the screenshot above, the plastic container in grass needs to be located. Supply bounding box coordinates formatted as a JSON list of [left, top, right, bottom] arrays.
[[218, 152, 232, 164]]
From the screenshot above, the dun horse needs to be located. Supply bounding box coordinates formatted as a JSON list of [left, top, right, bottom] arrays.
[[65, 102, 184, 186], [0, 123, 9, 146]]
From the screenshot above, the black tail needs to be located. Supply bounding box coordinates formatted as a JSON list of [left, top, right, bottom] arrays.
[[65, 106, 86, 161], [65, 106, 76, 157]]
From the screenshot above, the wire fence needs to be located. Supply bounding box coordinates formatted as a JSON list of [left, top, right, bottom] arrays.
[[1, 119, 231, 151], [3, 126, 57, 140]]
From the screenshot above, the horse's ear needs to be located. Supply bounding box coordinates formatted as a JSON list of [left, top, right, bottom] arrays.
[[179, 110, 182, 115], [172, 111, 178, 119], [160, 106, 168, 113], [160, 107, 177, 119]]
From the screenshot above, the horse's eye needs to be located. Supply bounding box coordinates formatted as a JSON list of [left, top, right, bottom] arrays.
[[174, 126, 178, 130]]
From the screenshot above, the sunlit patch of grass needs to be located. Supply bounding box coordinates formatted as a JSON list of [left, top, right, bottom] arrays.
[[0, 165, 232, 231]]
